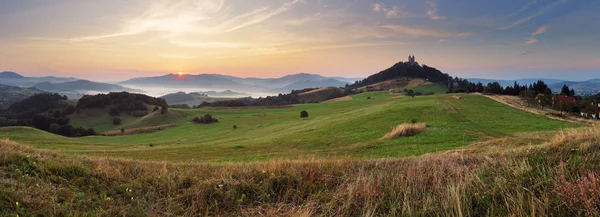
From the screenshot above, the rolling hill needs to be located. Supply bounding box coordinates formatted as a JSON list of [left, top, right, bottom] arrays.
[[120, 73, 356, 93], [33, 80, 139, 93], [160, 91, 240, 106], [1, 92, 578, 162], [0, 83, 44, 108], [0, 71, 79, 87]]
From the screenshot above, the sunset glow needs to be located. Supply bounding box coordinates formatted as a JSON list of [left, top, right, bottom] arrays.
[[0, 0, 599, 81]]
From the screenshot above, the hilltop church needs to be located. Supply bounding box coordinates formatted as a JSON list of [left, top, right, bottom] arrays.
[[407, 55, 419, 66]]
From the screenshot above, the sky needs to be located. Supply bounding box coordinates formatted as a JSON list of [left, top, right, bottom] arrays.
[[0, 0, 599, 81]]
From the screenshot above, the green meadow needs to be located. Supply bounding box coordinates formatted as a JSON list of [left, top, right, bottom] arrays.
[[0, 92, 578, 162]]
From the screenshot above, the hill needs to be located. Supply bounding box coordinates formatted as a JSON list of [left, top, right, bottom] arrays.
[[160, 92, 238, 106], [349, 62, 451, 90], [0, 71, 24, 79], [119, 73, 354, 93], [272, 78, 348, 94], [33, 80, 138, 93], [2, 92, 578, 162], [1, 126, 598, 216], [0, 83, 44, 108], [0, 71, 78, 87], [297, 86, 345, 102]]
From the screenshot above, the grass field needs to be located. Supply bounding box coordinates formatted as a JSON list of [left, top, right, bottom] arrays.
[[408, 83, 449, 94], [0, 91, 579, 162]]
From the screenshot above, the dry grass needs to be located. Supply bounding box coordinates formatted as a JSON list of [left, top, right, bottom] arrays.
[[2, 127, 600, 216], [379, 123, 427, 141], [101, 124, 177, 136], [482, 94, 594, 125], [323, 96, 353, 103]]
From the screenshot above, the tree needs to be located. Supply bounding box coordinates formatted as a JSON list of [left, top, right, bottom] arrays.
[[48, 123, 60, 134], [540, 94, 553, 110], [560, 85, 571, 96], [113, 117, 122, 125], [407, 90, 415, 98], [300, 110, 309, 120], [520, 90, 537, 107]]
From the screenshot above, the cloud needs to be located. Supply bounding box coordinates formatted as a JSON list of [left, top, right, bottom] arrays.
[[169, 40, 243, 48], [498, 0, 569, 30], [532, 25, 550, 36], [372, 3, 384, 12], [518, 0, 537, 13], [522, 38, 539, 45], [222, 0, 304, 32], [371, 3, 414, 18], [521, 50, 533, 56], [497, 15, 535, 30], [437, 39, 446, 44], [382, 25, 469, 38], [426, 0, 446, 20]]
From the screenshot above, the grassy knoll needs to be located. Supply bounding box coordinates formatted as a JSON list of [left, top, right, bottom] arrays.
[[407, 83, 448, 94], [2, 127, 600, 216], [0, 92, 579, 162]]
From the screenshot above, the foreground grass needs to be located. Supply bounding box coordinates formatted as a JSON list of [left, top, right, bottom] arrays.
[[2, 127, 600, 216], [0, 93, 579, 162]]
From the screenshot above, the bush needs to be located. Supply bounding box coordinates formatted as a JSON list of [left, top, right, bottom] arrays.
[[113, 117, 122, 125], [131, 111, 149, 117], [49, 123, 60, 134], [300, 110, 309, 119], [192, 114, 218, 124], [153, 106, 160, 112], [109, 108, 120, 116]]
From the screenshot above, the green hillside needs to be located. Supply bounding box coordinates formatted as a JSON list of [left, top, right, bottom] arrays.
[[0, 91, 578, 162]]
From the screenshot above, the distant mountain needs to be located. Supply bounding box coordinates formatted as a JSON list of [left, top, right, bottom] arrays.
[[0, 71, 79, 87], [548, 81, 600, 96], [160, 91, 239, 106], [271, 78, 348, 94], [33, 80, 138, 93], [0, 83, 44, 108], [195, 90, 249, 97], [465, 78, 567, 87], [0, 71, 25, 79], [120, 73, 355, 93]]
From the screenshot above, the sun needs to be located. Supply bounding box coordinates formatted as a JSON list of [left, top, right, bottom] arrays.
[[178, 72, 184, 76]]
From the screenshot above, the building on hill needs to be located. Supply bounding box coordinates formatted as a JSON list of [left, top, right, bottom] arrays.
[[407, 55, 419, 66]]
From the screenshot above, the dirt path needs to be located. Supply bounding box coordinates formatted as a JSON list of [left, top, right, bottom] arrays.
[[481, 94, 593, 125]]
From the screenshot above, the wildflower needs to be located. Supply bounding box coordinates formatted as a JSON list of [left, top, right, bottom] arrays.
[[262, 170, 267, 174], [15, 202, 19, 207]]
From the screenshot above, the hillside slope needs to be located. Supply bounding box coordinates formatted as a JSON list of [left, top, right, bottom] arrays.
[[1, 92, 578, 162], [1, 127, 599, 216]]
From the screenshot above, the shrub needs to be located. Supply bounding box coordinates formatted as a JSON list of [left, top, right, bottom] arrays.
[[379, 123, 427, 141], [48, 123, 60, 134], [113, 117, 122, 125], [131, 111, 149, 117], [192, 114, 218, 124], [300, 110, 309, 120], [86, 128, 96, 136], [153, 106, 160, 112]]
